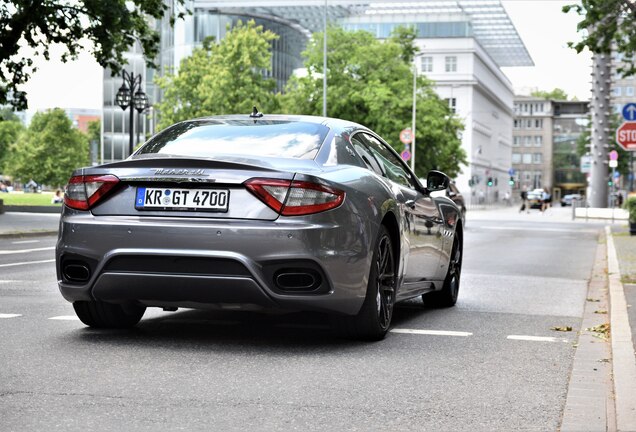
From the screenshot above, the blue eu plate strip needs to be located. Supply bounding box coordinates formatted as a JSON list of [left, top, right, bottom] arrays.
[[136, 187, 146, 207]]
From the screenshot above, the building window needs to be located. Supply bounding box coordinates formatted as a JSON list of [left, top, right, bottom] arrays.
[[535, 119, 543, 129], [446, 97, 457, 113], [421, 56, 433, 73], [533, 153, 542, 164], [514, 119, 519, 129], [445, 56, 457, 72], [524, 136, 532, 147], [627, 87, 635, 97], [614, 87, 622, 97], [522, 153, 532, 164], [534, 136, 543, 146], [533, 171, 542, 189], [526, 120, 532, 129], [512, 153, 521, 164], [513, 136, 520, 146]]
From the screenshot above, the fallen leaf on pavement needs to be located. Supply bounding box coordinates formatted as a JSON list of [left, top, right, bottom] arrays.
[[594, 310, 608, 314], [586, 298, 600, 302], [551, 326, 573, 332]]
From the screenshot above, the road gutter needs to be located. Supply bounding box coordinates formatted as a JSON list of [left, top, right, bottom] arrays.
[[606, 226, 636, 431], [561, 231, 615, 432]]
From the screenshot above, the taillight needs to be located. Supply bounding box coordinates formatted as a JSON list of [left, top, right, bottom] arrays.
[[64, 175, 120, 210], [245, 178, 345, 216]]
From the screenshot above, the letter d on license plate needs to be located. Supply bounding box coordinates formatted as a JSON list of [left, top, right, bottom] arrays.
[[135, 187, 230, 212]]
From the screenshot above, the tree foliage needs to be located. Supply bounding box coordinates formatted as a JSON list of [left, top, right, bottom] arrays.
[[0, 0, 186, 110], [0, 119, 24, 172], [155, 20, 279, 130], [4, 108, 88, 186], [280, 26, 466, 178], [530, 88, 570, 100], [563, 0, 636, 76]]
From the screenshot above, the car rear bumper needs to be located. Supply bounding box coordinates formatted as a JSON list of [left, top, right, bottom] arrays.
[[56, 211, 373, 316]]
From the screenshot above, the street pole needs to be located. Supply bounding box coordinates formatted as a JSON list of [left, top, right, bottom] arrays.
[[589, 52, 611, 207], [411, 60, 417, 173], [631, 152, 634, 192], [322, 0, 327, 117]]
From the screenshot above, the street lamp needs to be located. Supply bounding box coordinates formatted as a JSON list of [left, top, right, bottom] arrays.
[[411, 53, 425, 172], [115, 71, 149, 157]]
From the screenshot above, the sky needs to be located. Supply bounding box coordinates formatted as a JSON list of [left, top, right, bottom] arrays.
[[21, 0, 593, 111]]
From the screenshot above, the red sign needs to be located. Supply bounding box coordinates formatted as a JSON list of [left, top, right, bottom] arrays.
[[399, 129, 413, 145], [616, 122, 636, 151]]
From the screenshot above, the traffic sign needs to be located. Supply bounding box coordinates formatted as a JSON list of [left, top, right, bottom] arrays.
[[616, 121, 636, 151], [400, 150, 411, 161], [399, 129, 413, 145], [508, 168, 515, 176], [609, 159, 618, 168], [609, 150, 619, 160], [580, 155, 592, 173], [622, 103, 636, 121]]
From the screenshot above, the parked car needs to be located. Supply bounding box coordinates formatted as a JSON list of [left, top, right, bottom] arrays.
[[560, 194, 583, 207], [56, 114, 463, 340], [527, 189, 544, 209]]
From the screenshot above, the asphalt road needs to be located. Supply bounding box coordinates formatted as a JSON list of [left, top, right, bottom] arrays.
[[0, 208, 608, 431]]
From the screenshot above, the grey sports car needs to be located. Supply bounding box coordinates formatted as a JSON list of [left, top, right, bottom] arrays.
[[56, 114, 463, 340]]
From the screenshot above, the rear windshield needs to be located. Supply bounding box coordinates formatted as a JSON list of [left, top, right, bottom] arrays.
[[137, 120, 329, 160]]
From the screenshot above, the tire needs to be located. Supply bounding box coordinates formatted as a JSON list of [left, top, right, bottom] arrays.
[[73, 300, 146, 329], [424, 231, 462, 308], [332, 225, 396, 341]]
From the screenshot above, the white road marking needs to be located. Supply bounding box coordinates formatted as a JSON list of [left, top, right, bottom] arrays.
[[0, 280, 23, 284], [0, 259, 55, 268], [0, 246, 55, 255], [390, 329, 473, 337], [48, 316, 80, 321], [507, 335, 566, 342], [11, 240, 40, 245], [0, 313, 22, 318], [475, 226, 598, 234]]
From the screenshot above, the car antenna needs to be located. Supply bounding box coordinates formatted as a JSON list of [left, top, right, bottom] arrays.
[[249, 106, 263, 119]]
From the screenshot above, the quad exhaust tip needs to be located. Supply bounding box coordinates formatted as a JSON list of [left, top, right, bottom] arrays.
[[275, 271, 320, 292], [63, 263, 91, 282]]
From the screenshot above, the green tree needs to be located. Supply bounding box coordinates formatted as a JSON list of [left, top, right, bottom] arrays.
[[0, 120, 24, 172], [0, 0, 187, 110], [155, 20, 279, 130], [4, 108, 88, 186], [530, 88, 570, 100], [0, 107, 19, 122], [281, 26, 466, 178], [563, 1, 636, 76]]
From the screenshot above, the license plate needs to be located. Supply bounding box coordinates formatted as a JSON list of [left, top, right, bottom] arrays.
[[135, 187, 230, 212]]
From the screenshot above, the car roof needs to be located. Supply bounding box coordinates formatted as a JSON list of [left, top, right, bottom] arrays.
[[185, 114, 368, 133]]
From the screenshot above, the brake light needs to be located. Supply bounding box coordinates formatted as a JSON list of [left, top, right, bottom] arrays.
[[64, 175, 120, 210], [245, 178, 345, 216]]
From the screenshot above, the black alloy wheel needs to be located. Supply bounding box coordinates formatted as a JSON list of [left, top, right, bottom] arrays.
[[425, 232, 462, 308], [332, 225, 396, 340]]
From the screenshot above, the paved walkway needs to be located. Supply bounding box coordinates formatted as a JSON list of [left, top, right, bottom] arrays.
[[0, 211, 60, 237]]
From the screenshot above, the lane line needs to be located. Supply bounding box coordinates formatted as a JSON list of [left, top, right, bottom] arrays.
[[473, 226, 598, 234], [11, 240, 40, 245], [0, 246, 55, 255], [0, 259, 55, 268], [390, 329, 472, 337], [48, 316, 80, 321], [507, 335, 565, 342], [0, 280, 24, 284], [0, 313, 22, 319]]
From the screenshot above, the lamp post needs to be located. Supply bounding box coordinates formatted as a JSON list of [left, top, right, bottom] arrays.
[[411, 58, 417, 172], [115, 71, 149, 157]]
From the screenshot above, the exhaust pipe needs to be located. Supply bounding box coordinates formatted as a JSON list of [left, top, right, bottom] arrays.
[[63, 264, 90, 282], [275, 272, 318, 291]]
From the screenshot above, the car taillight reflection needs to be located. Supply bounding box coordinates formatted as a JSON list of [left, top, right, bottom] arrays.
[[64, 175, 120, 210]]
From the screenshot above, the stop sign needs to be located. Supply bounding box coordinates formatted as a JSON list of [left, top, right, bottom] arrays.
[[616, 121, 636, 151]]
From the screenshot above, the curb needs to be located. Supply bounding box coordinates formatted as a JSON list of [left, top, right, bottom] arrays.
[[4, 205, 62, 214], [606, 226, 636, 431]]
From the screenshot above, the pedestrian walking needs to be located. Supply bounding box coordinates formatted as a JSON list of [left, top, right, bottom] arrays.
[[541, 188, 552, 213], [519, 187, 528, 213]]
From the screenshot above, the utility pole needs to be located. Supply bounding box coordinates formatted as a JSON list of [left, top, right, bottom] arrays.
[[589, 52, 611, 207]]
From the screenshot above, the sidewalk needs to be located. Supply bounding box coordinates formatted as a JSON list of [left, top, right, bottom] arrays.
[[0, 211, 60, 238]]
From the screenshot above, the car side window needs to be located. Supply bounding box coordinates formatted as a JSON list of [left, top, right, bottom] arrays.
[[350, 135, 384, 177], [360, 133, 414, 189]]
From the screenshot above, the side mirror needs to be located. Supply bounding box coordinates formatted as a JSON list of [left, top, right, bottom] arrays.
[[426, 170, 450, 192]]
